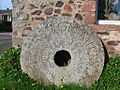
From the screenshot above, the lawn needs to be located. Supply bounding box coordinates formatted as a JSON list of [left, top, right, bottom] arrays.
[[0, 47, 119, 90]]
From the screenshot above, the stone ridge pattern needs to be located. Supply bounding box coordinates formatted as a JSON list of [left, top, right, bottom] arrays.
[[12, 0, 120, 57], [20, 16, 104, 86]]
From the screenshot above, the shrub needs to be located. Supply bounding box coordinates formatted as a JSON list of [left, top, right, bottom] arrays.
[[91, 57, 120, 90], [0, 47, 21, 78]]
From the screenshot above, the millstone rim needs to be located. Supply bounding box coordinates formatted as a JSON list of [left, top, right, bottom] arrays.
[[20, 16, 104, 86]]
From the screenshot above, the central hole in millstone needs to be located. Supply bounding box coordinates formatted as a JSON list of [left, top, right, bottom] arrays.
[[54, 50, 71, 66]]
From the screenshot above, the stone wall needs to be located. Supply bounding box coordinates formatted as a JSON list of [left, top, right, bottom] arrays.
[[12, 0, 120, 57]]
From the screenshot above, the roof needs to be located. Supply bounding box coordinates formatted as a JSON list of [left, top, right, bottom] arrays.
[[0, 9, 12, 15]]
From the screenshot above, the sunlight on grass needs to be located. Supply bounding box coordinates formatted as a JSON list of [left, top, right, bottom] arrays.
[[0, 47, 119, 90]]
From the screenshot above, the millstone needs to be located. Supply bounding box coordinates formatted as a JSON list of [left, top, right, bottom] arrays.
[[20, 16, 104, 86]]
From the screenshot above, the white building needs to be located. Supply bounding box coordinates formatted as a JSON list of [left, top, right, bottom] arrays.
[[0, 9, 12, 21]]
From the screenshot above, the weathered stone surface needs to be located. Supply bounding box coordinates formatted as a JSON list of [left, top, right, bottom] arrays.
[[34, 17, 45, 21], [12, 0, 120, 57], [46, 16, 52, 19], [68, 0, 74, 4], [12, 0, 23, 7], [97, 32, 109, 35], [84, 12, 95, 24], [28, 4, 38, 9], [75, 13, 82, 20], [53, 14, 58, 17], [55, 1, 64, 7], [107, 41, 119, 46], [50, 2, 54, 5], [54, 9, 61, 14], [31, 10, 42, 15], [24, 26, 32, 30], [19, 4, 25, 10], [62, 13, 72, 16], [20, 16, 104, 86], [44, 8, 53, 15], [12, 12, 29, 21], [64, 5, 72, 12], [40, 3, 46, 9], [81, 1, 96, 12], [12, 37, 23, 46]]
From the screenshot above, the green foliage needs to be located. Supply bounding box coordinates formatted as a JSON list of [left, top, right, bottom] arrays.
[[0, 47, 119, 90], [0, 47, 21, 78], [91, 57, 120, 90]]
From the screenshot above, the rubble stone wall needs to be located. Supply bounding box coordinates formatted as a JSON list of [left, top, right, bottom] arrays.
[[12, 0, 120, 57]]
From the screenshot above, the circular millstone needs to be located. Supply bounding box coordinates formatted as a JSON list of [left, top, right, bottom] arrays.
[[20, 16, 104, 86]]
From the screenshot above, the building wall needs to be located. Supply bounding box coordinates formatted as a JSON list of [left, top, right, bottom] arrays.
[[0, 14, 12, 21], [7, 14, 12, 21], [12, 0, 120, 57], [0, 14, 2, 21]]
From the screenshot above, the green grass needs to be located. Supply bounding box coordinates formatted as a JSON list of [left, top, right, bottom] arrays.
[[0, 47, 119, 90]]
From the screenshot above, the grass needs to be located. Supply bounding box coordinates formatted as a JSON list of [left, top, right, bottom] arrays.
[[0, 47, 119, 90]]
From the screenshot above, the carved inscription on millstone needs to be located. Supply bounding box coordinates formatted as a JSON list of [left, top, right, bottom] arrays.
[[20, 16, 104, 86]]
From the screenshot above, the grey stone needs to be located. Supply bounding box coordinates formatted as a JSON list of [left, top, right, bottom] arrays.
[[55, 1, 64, 7], [44, 8, 53, 15], [31, 0, 40, 4], [28, 4, 38, 9], [54, 9, 61, 14], [34, 17, 45, 21], [68, 0, 74, 4], [12, 0, 23, 4], [40, 3, 46, 9], [12, 0, 24, 8], [19, 4, 24, 10], [12, 12, 29, 21], [12, 31, 18, 36], [20, 16, 105, 86], [12, 37, 23, 46], [12, 21, 26, 28], [31, 10, 42, 15], [50, 2, 54, 5]]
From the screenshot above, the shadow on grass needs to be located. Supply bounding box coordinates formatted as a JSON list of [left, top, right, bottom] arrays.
[[103, 42, 109, 67]]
